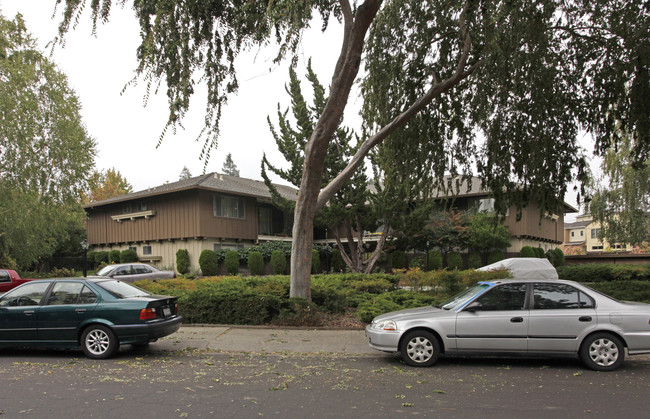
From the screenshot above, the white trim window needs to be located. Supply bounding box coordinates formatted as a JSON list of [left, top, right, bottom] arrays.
[[214, 194, 246, 219]]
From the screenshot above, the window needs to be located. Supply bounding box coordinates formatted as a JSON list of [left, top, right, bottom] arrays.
[[133, 264, 152, 274], [128, 246, 137, 252], [114, 266, 132, 276], [580, 230, 584, 236], [143, 245, 152, 255], [591, 228, 601, 239], [135, 202, 147, 212], [571, 231, 574, 237], [0, 271, 10, 283], [592, 245, 603, 250], [0, 282, 50, 307], [472, 283, 527, 311], [532, 283, 594, 309], [258, 207, 273, 235], [46, 282, 86, 305], [214, 194, 245, 219]]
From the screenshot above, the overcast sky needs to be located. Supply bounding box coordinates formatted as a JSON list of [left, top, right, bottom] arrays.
[[2, 1, 593, 220], [1, 0, 356, 191]]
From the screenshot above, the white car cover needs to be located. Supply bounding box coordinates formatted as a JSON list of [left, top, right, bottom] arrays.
[[477, 257, 559, 280]]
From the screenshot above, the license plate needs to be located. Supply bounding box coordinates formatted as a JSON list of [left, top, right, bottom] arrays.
[[162, 307, 171, 317]]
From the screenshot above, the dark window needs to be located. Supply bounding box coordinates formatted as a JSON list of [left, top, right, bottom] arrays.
[[142, 246, 152, 255], [46, 282, 85, 305], [0, 271, 10, 283], [78, 286, 98, 304], [533, 283, 593, 309], [0, 282, 50, 307], [473, 283, 527, 311], [214, 194, 245, 219]]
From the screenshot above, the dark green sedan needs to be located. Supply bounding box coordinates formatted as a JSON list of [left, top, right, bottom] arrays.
[[0, 277, 182, 359]]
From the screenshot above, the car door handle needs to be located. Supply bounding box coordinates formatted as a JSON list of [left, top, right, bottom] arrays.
[[23, 310, 35, 315], [75, 308, 87, 313], [510, 317, 524, 323], [579, 316, 592, 322]]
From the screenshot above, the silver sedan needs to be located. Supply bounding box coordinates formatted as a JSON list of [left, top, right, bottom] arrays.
[[366, 262, 650, 371], [94, 263, 176, 282]]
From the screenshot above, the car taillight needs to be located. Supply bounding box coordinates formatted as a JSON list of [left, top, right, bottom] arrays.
[[174, 302, 178, 314], [140, 308, 157, 320]]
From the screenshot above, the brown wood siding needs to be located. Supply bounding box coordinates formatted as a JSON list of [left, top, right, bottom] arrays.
[[503, 202, 563, 243], [196, 190, 258, 240], [86, 190, 202, 245]]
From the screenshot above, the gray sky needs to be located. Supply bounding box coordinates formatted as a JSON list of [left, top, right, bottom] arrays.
[[2, 1, 593, 220], [1, 0, 353, 190]]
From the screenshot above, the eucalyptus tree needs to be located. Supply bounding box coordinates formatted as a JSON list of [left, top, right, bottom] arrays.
[[588, 134, 650, 247], [0, 13, 96, 269], [56, 0, 649, 299]]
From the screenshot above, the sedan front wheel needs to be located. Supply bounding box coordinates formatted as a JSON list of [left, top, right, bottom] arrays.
[[400, 330, 440, 367], [81, 325, 119, 359], [580, 332, 625, 371]]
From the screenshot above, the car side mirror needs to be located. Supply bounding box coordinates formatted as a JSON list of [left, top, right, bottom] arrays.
[[464, 301, 483, 312]]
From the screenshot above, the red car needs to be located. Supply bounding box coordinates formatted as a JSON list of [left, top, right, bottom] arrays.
[[0, 269, 35, 294]]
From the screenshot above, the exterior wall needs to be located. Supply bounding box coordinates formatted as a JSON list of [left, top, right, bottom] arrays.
[[195, 190, 258, 241], [502, 202, 564, 244], [92, 238, 258, 272]]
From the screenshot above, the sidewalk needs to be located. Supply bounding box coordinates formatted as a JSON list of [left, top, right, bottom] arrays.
[[152, 325, 650, 363], [154, 325, 377, 356]]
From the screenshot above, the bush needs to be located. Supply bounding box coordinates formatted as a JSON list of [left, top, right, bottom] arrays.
[[0, 253, 17, 270], [176, 249, 190, 275], [438, 270, 462, 294], [553, 248, 565, 267], [410, 256, 425, 269], [534, 247, 545, 258], [224, 250, 240, 275], [331, 248, 345, 272], [248, 251, 264, 276], [586, 280, 650, 303], [487, 249, 505, 265], [467, 252, 482, 269], [270, 250, 287, 275], [520, 246, 536, 257], [199, 249, 220, 276], [108, 250, 121, 264], [447, 252, 463, 270], [556, 263, 650, 282], [390, 250, 407, 269], [428, 250, 443, 270], [273, 298, 323, 327], [120, 249, 138, 263], [50, 267, 75, 278], [311, 249, 321, 274], [356, 290, 441, 323], [94, 251, 109, 266]]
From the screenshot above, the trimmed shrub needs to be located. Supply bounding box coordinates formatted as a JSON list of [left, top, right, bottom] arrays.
[[587, 280, 650, 303], [311, 249, 321, 274], [534, 247, 545, 258], [331, 248, 345, 272], [520, 246, 536, 257], [224, 250, 240, 275], [467, 252, 482, 269], [120, 249, 138, 263], [94, 251, 109, 266], [248, 251, 264, 276], [447, 252, 463, 270], [487, 249, 505, 265], [176, 249, 190, 275], [108, 250, 121, 264], [356, 290, 441, 323], [428, 250, 443, 271], [438, 270, 462, 294], [553, 248, 565, 267], [270, 250, 287, 275], [50, 267, 75, 278], [199, 249, 220, 276], [391, 250, 407, 269]]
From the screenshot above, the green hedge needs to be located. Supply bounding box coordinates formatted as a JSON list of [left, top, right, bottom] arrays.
[[557, 263, 650, 282], [585, 281, 650, 303]]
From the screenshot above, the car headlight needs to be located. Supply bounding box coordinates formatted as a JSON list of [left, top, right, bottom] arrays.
[[373, 320, 397, 331]]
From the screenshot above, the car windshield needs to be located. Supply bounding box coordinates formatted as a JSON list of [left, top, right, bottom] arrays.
[[97, 266, 115, 276], [95, 280, 151, 298], [441, 283, 491, 310]]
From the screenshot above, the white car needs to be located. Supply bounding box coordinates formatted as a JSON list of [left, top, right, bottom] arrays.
[[365, 258, 650, 371], [94, 263, 176, 282]]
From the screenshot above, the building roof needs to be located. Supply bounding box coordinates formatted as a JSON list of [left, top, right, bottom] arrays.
[[83, 172, 298, 208], [564, 220, 592, 229]]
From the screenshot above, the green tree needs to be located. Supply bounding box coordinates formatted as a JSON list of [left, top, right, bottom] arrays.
[[57, 1, 649, 299], [588, 134, 650, 247], [83, 168, 133, 204], [0, 13, 95, 269], [176, 249, 190, 274], [466, 212, 511, 262], [179, 166, 192, 181], [222, 153, 239, 177]]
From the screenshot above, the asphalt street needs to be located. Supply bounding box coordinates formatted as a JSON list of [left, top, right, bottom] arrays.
[[0, 326, 648, 418]]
